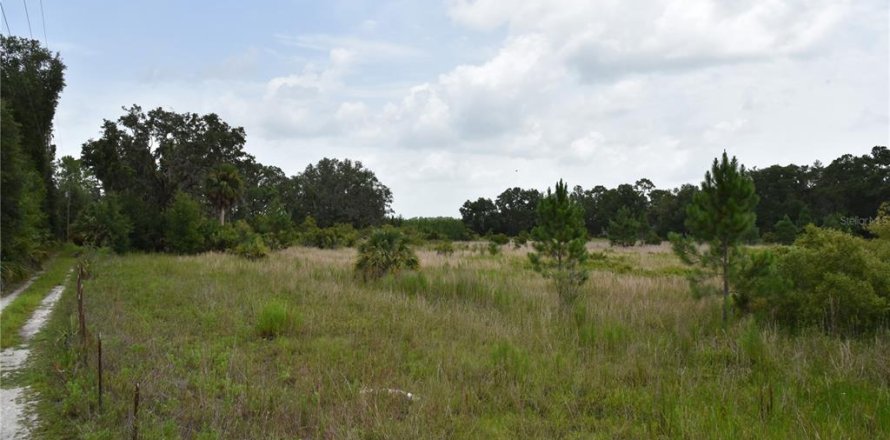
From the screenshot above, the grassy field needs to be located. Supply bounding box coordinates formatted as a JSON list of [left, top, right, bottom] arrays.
[[26, 242, 890, 439]]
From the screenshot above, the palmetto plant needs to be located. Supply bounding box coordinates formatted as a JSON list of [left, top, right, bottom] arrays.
[[205, 164, 244, 225], [355, 226, 419, 281]]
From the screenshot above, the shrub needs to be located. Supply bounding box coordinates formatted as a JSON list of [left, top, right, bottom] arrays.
[[256, 301, 295, 338], [488, 233, 510, 246], [299, 217, 358, 249], [355, 227, 419, 281], [734, 226, 890, 335], [513, 230, 530, 248], [401, 217, 470, 241], [234, 235, 270, 260], [165, 192, 206, 254], [643, 228, 662, 245], [434, 241, 455, 256], [207, 220, 254, 251], [487, 241, 501, 256], [72, 195, 133, 253]]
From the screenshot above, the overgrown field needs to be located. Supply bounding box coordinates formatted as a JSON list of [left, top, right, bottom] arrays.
[[28, 243, 890, 438]]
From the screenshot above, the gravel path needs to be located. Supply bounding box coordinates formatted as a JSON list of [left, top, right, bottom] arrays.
[[0, 273, 42, 313], [0, 276, 68, 439]]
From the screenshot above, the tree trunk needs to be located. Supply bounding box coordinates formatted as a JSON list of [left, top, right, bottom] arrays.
[[219, 207, 226, 226], [722, 241, 729, 325]]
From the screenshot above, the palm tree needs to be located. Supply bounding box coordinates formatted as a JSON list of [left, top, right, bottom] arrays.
[[205, 164, 244, 225]]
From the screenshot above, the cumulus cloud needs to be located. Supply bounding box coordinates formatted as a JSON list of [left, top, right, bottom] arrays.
[[53, 0, 887, 217], [447, 0, 850, 77]]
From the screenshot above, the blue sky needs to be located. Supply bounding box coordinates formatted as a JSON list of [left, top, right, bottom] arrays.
[[2, 0, 888, 217]]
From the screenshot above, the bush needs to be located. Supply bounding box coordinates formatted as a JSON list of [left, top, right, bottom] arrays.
[[234, 235, 270, 260], [488, 233, 509, 245], [513, 230, 530, 248], [207, 220, 254, 251], [355, 227, 419, 281], [299, 217, 358, 249], [251, 202, 297, 250], [643, 228, 662, 245], [72, 195, 133, 253], [434, 241, 455, 256], [734, 226, 890, 335], [487, 241, 501, 256], [256, 301, 296, 338], [401, 217, 470, 241], [165, 192, 206, 254]]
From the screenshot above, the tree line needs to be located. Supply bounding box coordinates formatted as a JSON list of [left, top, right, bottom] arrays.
[[460, 146, 889, 245]]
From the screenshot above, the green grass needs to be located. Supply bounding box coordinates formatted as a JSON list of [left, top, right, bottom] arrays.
[[0, 248, 78, 348], [26, 245, 890, 438]]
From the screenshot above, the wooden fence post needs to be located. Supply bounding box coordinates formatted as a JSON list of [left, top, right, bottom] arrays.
[[132, 383, 140, 440], [97, 333, 103, 409], [77, 265, 86, 346]]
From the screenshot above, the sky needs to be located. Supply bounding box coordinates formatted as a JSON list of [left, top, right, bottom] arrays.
[[2, 0, 888, 217]]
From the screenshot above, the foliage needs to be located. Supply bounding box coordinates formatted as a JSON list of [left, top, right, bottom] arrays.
[[434, 241, 455, 256], [1, 36, 67, 238], [299, 217, 359, 249], [234, 235, 270, 260], [355, 227, 419, 281], [513, 230, 530, 248], [668, 232, 722, 299], [54, 156, 100, 241], [734, 226, 890, 335], [255, 301, 297, 338], [643, 227, 662, 245], [608, 206, 642, 247], [81, 105, 252, 250], [290, 158, 392, 228], [528, 180, 589, 306], [400, 217, 470, 241], [494, 187, 542, 236], [164, 192, 206, 254], [460, 197, 500, 236], [72, 195, 133, 253], [205, 163, 245, 225], [685, 151, 758, 323], [250, 200, 297, 250], [207, 220, 255, 251], [487, 241, 502, 256], [1, 37, 65, 282], [772, 215, 799, 245], [867, 202, 890, 240], [1, 101, 49, 279], [488, 233, 510, 246]]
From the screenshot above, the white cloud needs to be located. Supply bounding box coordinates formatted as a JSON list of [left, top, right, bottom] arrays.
[[447, 0, 850, 77], [52, 0, 887, 217]]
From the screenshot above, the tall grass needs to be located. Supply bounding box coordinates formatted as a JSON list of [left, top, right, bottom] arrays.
[[25, 244, 890, 438]]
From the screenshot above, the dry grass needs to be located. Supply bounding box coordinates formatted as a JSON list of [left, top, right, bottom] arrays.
[[25, 243, 890, 439]]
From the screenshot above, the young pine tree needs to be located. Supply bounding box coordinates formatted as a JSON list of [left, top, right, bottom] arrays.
[[607, 206, 641, 247], [529, 179, 589, 306], [685, 151, 759, 324], [773, 215, 799, 245]]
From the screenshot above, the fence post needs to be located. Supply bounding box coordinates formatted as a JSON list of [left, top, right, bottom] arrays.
[[97, 333, 103, 409], [77, 265, 86, 346], [132, 383, 140, 440]]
